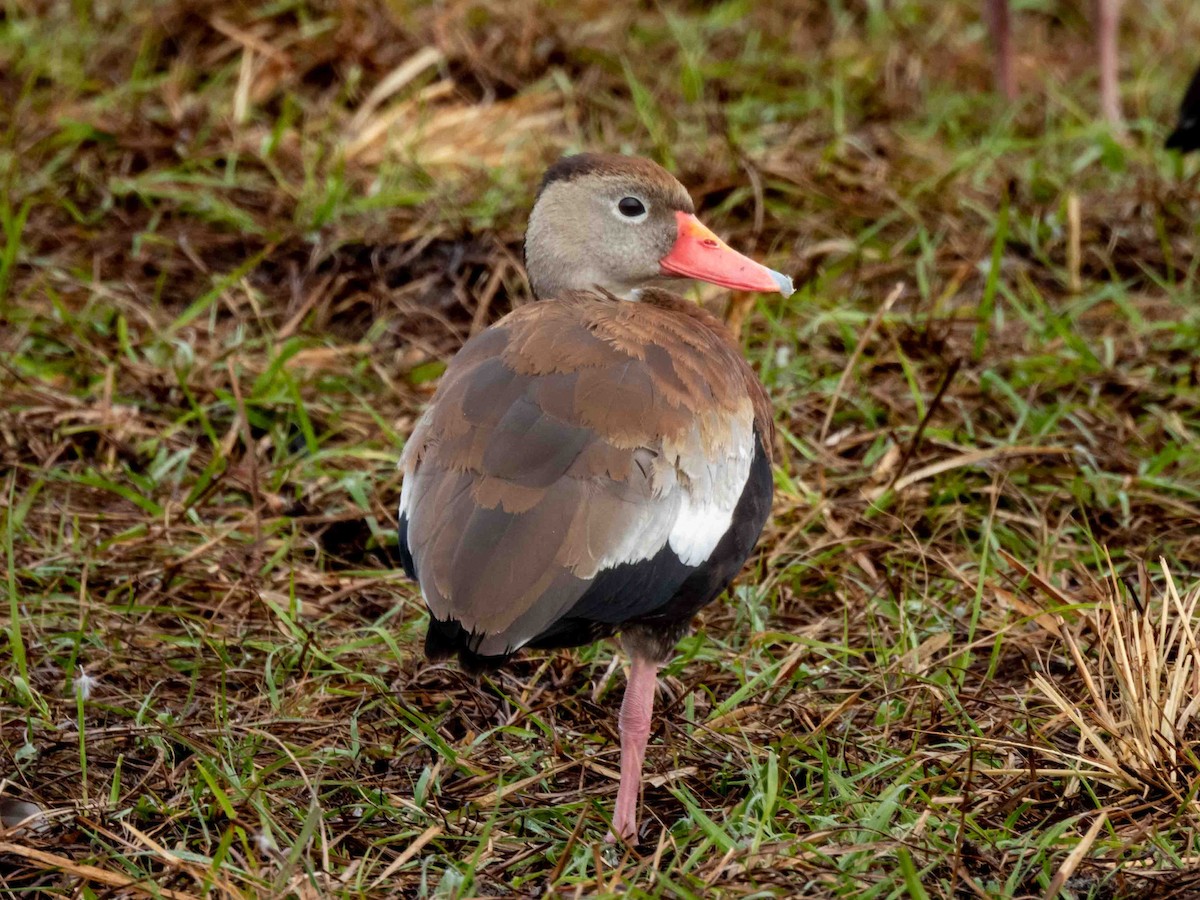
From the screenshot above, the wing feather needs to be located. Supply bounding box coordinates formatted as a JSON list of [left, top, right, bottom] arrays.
[[399, 294, 767, 657]]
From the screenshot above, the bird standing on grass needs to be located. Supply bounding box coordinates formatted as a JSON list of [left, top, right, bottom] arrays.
[[1166, 64, 1200, 153], [398, 153, 793, 841], [984, 0, 1123, 125]]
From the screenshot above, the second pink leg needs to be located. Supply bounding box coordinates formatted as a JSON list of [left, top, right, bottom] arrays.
[[985, 0, 1017, 101], [1094, 0, 1123, 125]]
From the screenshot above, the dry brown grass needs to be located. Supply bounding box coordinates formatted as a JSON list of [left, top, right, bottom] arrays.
[[3, 0, 1200, 897], [1034, 557, 1200, 797]]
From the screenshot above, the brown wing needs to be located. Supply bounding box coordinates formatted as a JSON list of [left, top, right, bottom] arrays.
[[398, 292, 766, 658]]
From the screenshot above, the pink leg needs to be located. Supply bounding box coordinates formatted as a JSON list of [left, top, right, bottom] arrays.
[[984, 0, 1017, 101], [1094, 0, 1122, 125], [609, 654, 659, 842]]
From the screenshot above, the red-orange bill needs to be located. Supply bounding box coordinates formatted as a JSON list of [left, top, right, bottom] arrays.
[[659, 211, 794, 297]]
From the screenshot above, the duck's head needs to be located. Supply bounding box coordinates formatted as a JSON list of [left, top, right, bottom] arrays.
[[524, 153, 794, 302]]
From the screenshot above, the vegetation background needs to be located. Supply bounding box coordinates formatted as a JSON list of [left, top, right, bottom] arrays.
[[2, 0, 1200, 896]]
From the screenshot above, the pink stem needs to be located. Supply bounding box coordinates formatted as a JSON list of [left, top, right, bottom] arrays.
[[609, 655, 660, 842], [985, 0, 1017, 101], [1094, 0, 1122, 125]]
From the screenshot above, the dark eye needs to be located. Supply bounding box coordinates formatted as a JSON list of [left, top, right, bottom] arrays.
[[617, 197, 647, 218]]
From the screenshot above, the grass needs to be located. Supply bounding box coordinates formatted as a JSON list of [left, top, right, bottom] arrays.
[[2, 0, 1200, 896]]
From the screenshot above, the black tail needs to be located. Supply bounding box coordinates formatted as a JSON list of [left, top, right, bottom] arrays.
[[423, 617, 513, 674], [1166, 64, 1200, 153]]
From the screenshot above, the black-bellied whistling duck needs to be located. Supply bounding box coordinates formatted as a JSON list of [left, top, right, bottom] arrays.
[[398, 153, 793, 840], [1166, 65, 1200, 153], [984, 0, 1123, 125]]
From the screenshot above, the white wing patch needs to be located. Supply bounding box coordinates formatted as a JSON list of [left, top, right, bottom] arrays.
[[669, 485, 739, 566], [398, 467, 414, 518], [580, 493, 681, 574], [667, 429, 754, 566], [580, 409, 757, 573], [397, 410, 431, 519]]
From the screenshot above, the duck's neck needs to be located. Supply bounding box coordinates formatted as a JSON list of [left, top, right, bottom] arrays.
[[524, 246, 644, 303], [526, 265, 642, 303]]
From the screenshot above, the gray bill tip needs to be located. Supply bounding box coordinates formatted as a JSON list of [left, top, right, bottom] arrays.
[[769, 269, 795, 298]]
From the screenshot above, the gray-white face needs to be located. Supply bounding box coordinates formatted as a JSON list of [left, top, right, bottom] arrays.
[[524, 162, 695, 301], [523, 153, 794, 303]]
